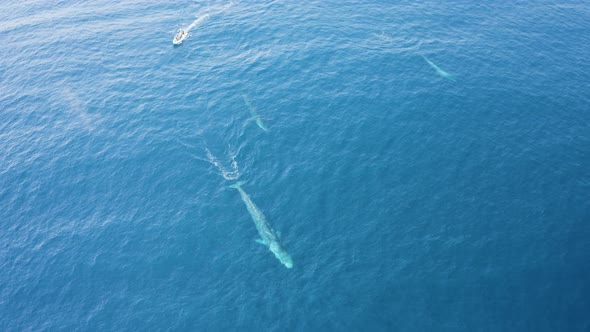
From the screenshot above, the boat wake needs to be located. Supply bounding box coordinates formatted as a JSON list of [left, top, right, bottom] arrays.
[[177, 2, 234, 37], [185, 14, 209, 34]]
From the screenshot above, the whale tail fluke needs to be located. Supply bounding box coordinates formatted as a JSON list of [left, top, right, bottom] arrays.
[[442, 72, 456, 81], [256, 118, 269, 131], [228, 180, 247, 189]]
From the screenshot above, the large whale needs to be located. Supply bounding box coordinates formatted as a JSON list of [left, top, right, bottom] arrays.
[[421, 55, 455, 81], [229, 181, 293, 268], [242, 95, 269, 131]]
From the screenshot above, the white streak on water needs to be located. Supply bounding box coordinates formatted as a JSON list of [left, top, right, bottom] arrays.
[[185, 15, 209, 34], [204, 146, 240, 180], [181, 2, 235, 35]]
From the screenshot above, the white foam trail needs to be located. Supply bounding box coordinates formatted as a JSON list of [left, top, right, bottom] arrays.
[[185, 14, 209, 33], [205, 147, 240, 180], [373, 31, 393, 42], [183, 2, 234, 33]]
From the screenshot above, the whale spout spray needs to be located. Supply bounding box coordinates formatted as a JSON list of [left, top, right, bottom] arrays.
[[242, 95, 268, 131], [421, 55, 455, 81], [228, 181, 293, 268]]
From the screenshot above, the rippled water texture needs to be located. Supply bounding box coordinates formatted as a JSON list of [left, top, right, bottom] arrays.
[[1, 1, 589, 331]]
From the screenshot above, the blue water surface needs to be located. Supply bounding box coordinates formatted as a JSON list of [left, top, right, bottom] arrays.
[[1, 1, 589, 331]]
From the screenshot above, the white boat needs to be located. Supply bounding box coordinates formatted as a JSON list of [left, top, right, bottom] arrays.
[[173, 29, 187, 45]]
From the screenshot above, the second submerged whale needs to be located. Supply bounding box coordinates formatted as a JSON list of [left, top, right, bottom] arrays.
[[421, 55, 455, 81], [242, 95, 268, 131]]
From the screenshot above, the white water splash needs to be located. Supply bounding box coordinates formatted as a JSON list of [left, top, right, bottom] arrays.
[[205, 147, 240, 180]]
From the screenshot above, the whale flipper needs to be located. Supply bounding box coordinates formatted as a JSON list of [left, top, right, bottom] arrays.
[[255, 238, 267, 245]]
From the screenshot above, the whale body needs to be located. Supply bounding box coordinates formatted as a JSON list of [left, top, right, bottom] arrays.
[[421, 55, 455, 81], [229, 181, 293, 268], [242, 95, 268, 131]]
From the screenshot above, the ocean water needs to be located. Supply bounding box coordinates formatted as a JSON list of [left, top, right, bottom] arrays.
[[1, 1, 589, 330]]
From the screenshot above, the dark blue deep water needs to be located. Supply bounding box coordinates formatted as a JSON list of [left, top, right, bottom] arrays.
[[1, 1, 589, 331]]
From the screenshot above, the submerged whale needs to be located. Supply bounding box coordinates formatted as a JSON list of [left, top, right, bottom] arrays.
[[242, 95, 268, 131], [229, 181, 293, 269], [421, 55, 455, 81]]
